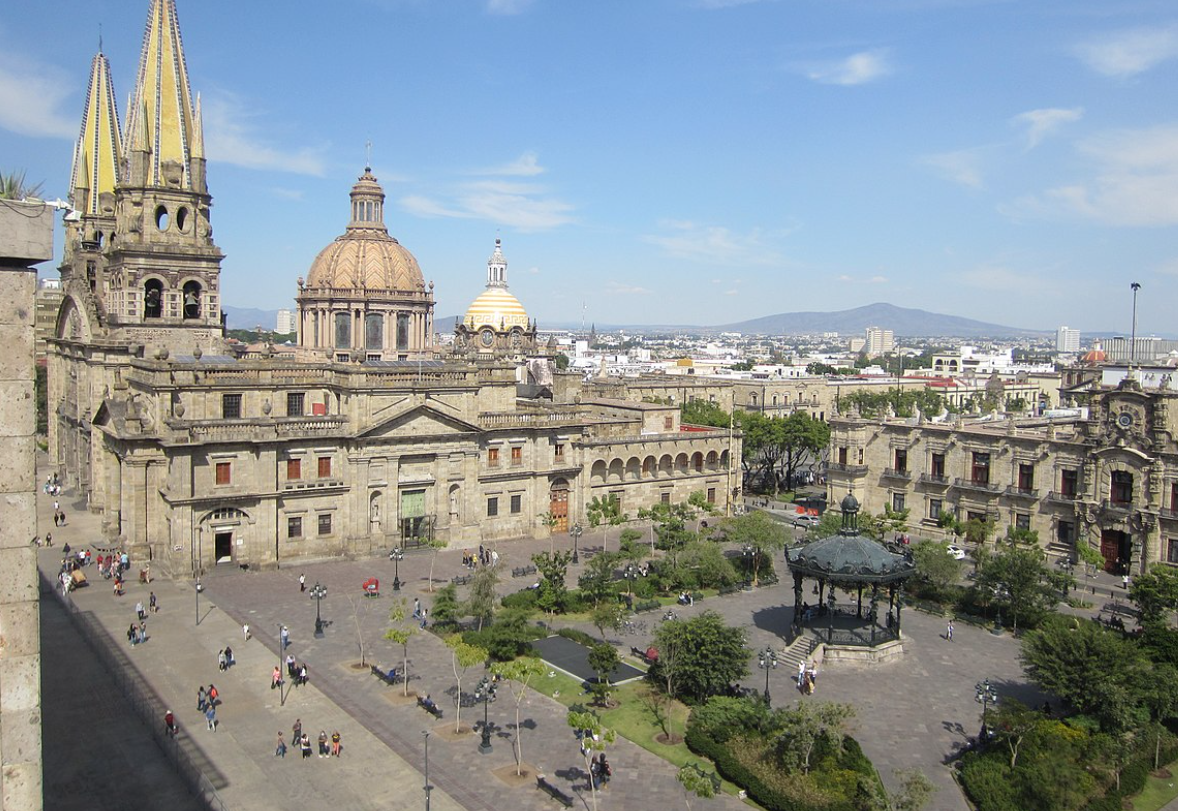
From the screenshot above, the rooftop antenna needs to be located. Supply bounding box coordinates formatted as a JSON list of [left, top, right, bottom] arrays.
[[581, 301, 586, 339], [365, 140, 372, 170], [98, 23, 103, 52], [1130, 282, 1141, 372]]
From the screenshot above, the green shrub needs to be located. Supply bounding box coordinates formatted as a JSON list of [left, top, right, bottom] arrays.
[[960, 754, 1019, 811], [500, 589, 538, 610], [556, 627, 596, 647], [461, 608, 547, 661], [633, 599, 661, 613]]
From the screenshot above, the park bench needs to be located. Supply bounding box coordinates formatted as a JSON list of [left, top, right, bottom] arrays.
[[417, 695, 443, 718], [535, 775, 574, 808], [370, 664, 399, 686], [452, 575, 472, 586], [718, 583, 740, 596], [512, 565, 538, 578]]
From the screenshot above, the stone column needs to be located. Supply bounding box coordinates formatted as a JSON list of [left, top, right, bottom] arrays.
[[0, 199, 49, 810]]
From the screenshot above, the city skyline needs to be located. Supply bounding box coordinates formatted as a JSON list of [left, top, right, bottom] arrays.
[[2, 0, 1176, 333]]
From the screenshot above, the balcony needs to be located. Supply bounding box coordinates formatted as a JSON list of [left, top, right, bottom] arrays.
[[826, 462, 868, 476], [1045, 490, 1080, 505], [1005, 486, 1039, 500], [881, 467, 911, 481], [1102, 498, 1133, 517], [954, 477, 1001, 494], [919, 473, 950, 487]]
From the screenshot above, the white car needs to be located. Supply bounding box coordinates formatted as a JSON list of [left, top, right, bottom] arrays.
[[794, 514, 821, 527], [946, 545, 967, 560]]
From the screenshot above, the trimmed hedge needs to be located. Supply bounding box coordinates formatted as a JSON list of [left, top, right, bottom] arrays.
[[556, 627, 597, 647]]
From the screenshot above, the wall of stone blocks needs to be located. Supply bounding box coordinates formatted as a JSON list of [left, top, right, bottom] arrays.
[[0, 264, 42, 810]]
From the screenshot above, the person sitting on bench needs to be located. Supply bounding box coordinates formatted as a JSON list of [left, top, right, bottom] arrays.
[[421, 694, 438, 714]]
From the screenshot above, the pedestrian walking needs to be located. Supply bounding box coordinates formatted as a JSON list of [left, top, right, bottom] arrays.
[[797, 661, 806, 686], [412, 598, 421, 619], [946, 619, 954, 642], [331, 730, 342, 757], [300, 733, 312, 760], [243, 623, 251, 641], [292, 718, 302, 743], [272, 666, 283, 689], [135, 600, 146, 620], [1123, 574, 1130, 590], [318, 730, 329, 758], [205, 704, 217, 732], [281, 626, 290, 649], [299, 573, 306, 593], [286, 653, 297, 679], [208, 684, 220, 706], [224, 645, 234, 668], [275, 732, 287, 758], [218, 650, 228, 671], [128, 623, 138, 646], [419, 607, 428, 629], [164, 710, 177, 737], [149, 591, 158, 613], [197, 686, 208, 712]]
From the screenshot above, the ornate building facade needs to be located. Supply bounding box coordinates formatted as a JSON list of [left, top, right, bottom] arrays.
[[47, 0, 740, 575], [825, 369, 1178, 575]]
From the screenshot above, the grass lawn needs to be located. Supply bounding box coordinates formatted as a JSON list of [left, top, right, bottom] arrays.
[[1129, 764, 1178, 811]]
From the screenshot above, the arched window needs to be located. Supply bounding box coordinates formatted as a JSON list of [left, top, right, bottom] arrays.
[[365, 313, 383, 350], [182, 280, 201, 319], [144, 279, 163, 319], [334, 312, 351, 349]]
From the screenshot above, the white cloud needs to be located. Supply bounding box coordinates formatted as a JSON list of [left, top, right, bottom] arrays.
[[0, 55, 76, 139], [957, 264, 1052, 294], [477, 151, 544, 177], [604, 281, 652, 296], [1000, 124, 1178, 226], [643, 219, 785, 265], [1011, 107, 1083, 150], [868, 275, 888, 284], [920, 148, 986, 189], [202, 93, 326, 176], [836, 274, 889, 284], [399, 158, 575, 231], [1075, 25, 1178, 78], [803, 49, 893, 86], [486, 0, 536, 14]]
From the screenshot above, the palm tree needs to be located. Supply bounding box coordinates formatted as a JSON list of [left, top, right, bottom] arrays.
[[0, 171, 44, 201]]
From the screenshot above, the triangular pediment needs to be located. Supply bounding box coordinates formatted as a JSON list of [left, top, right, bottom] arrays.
[[360, 403, 480, 439]]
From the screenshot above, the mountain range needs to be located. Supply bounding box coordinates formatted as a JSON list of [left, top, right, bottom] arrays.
[[228, 303, 1046, 339]]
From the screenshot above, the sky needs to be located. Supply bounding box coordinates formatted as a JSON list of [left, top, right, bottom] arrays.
[[2, 0, 1177, 335]]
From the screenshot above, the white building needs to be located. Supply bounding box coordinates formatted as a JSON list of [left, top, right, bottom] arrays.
[[1056, 326, 1080, 353], [864, 326, 894, 356], [276, 308, 296, 335]]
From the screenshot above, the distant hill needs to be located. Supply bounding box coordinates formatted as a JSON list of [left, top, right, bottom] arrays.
[[223, 305, 282, 331], [716, 302, 1045, 339]]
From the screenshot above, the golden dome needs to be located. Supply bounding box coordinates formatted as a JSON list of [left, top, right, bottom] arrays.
[[464, 287, 529, 330], [304, 168, 426, 292], [462, 238, 529, 330]]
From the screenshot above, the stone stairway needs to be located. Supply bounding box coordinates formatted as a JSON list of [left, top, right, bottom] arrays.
[[778, 632, 820, 676]]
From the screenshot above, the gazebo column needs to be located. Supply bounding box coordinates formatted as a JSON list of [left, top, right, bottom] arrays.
[[896, 586, 904, 634], [856, 585, 863, 619], [827, 586, 836, 643], [870, 583, 879, 645], [792, 571, 804, 639], [817, 579, 825, 609]]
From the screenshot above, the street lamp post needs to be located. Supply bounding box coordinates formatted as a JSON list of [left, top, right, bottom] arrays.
[[422, 730, 432, 811], [570, 522, 583, 564], [758, 645, 778, 707], [623, 564, 638, 600], [310, 581, 328, 637], [475, 676, 496, 754], [390, 547, 404, 591], [194, 577, 203, 626], [975, 679, 998, 740], [277, 622, 287, 706]]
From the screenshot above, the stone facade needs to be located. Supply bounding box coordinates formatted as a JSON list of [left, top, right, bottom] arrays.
[[826, 371, 1178, 575], [0, 199, 47, 811]]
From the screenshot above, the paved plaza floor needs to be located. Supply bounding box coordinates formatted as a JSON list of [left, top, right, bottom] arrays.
[[42, 471, 1132, 811]]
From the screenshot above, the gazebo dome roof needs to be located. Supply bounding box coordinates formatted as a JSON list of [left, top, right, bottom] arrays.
[[788, 533, 916, 583]]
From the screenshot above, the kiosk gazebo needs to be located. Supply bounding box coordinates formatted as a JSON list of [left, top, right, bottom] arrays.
[[786, 493, 916, 662]]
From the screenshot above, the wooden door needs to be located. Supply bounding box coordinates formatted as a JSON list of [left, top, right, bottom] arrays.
[[549, 484, 569, 533]]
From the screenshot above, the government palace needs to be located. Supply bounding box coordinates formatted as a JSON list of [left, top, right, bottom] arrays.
[[48, 0, 739, 576]]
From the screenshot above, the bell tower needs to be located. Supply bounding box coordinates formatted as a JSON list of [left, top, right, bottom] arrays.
[[104, 0, 223, 350]]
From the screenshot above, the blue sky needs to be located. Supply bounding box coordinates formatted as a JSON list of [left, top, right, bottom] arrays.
[[2, 0, 1177, 334]]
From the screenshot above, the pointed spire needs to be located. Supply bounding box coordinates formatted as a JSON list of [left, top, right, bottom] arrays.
[[486, 238, 508, 289], [69, 51, 122, 215], [191, 92, 205, 160], [124, 0, 197, 188]]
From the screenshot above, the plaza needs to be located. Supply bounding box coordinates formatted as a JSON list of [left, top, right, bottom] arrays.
[[39, 463, 1059, 811]]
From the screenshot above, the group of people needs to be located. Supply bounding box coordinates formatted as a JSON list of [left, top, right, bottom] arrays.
[[217, 647, 235, 671], [197, 684, 221, 731], [797, 661, 818, 695], [676, 591, 695, 606], [282, 654, 309, 687], [589, 752, 612, 790], [412, 598, 428, 629], [277, 719, 342, 759]]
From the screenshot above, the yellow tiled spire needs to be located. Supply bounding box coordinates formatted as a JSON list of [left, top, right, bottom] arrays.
[[69, 51, 122, 215], [123, 0, 197, 188]]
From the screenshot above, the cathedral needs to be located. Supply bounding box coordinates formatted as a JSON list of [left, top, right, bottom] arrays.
[[48, 0, 740, 575]]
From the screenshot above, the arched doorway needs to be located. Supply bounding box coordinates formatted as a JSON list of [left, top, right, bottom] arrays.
[[199, 507, 249, 567], [549, 479, 570, 533]]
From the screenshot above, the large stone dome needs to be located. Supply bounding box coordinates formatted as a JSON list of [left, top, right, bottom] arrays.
[[303, 168, 425, 293]]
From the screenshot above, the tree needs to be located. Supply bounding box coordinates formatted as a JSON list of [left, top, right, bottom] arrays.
[[721, 510, 787, 586], [774, 700, 856, 774], [587, 494, 627, 553], [578, 551, 620, 607], [872, 769, 936, 811], [963, 516, 996, 548], [640, 686, 678, 744], [422, 536, 447, 592], [464, 564, 500, 631], [588, 643, 620, 705], [445, 636, 488, 733], [990, 698, 1043, 770], [680, 400, 730, 428], [567, 710, 616, 811], [591, 601, 627, 643], [687, 490, 718, 535], [1129, 564, 1178, 626], [974, 543, 1056, 631], [677, 764, 718, 811], [531, 550, 572, 620], [345, 591, 378, 667], [911, 540, 963, 597], [555, 352, 570, 370], [491, 657, 548, 776], [1076, 543, 1104, 578], [384, 599, 418, 696], [1021, 615, 1155, 732], [650, 610, 749, 703], [538, 511, 560, 555], [668, 540, 738, 591], [429, 583, 461, 632], [0, 170, 44, 200]]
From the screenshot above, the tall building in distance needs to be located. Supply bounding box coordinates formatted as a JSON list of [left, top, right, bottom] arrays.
[[1056, 326, 1080, 353], [275, 308, 295, 336], [864, 326, 894, 356]]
